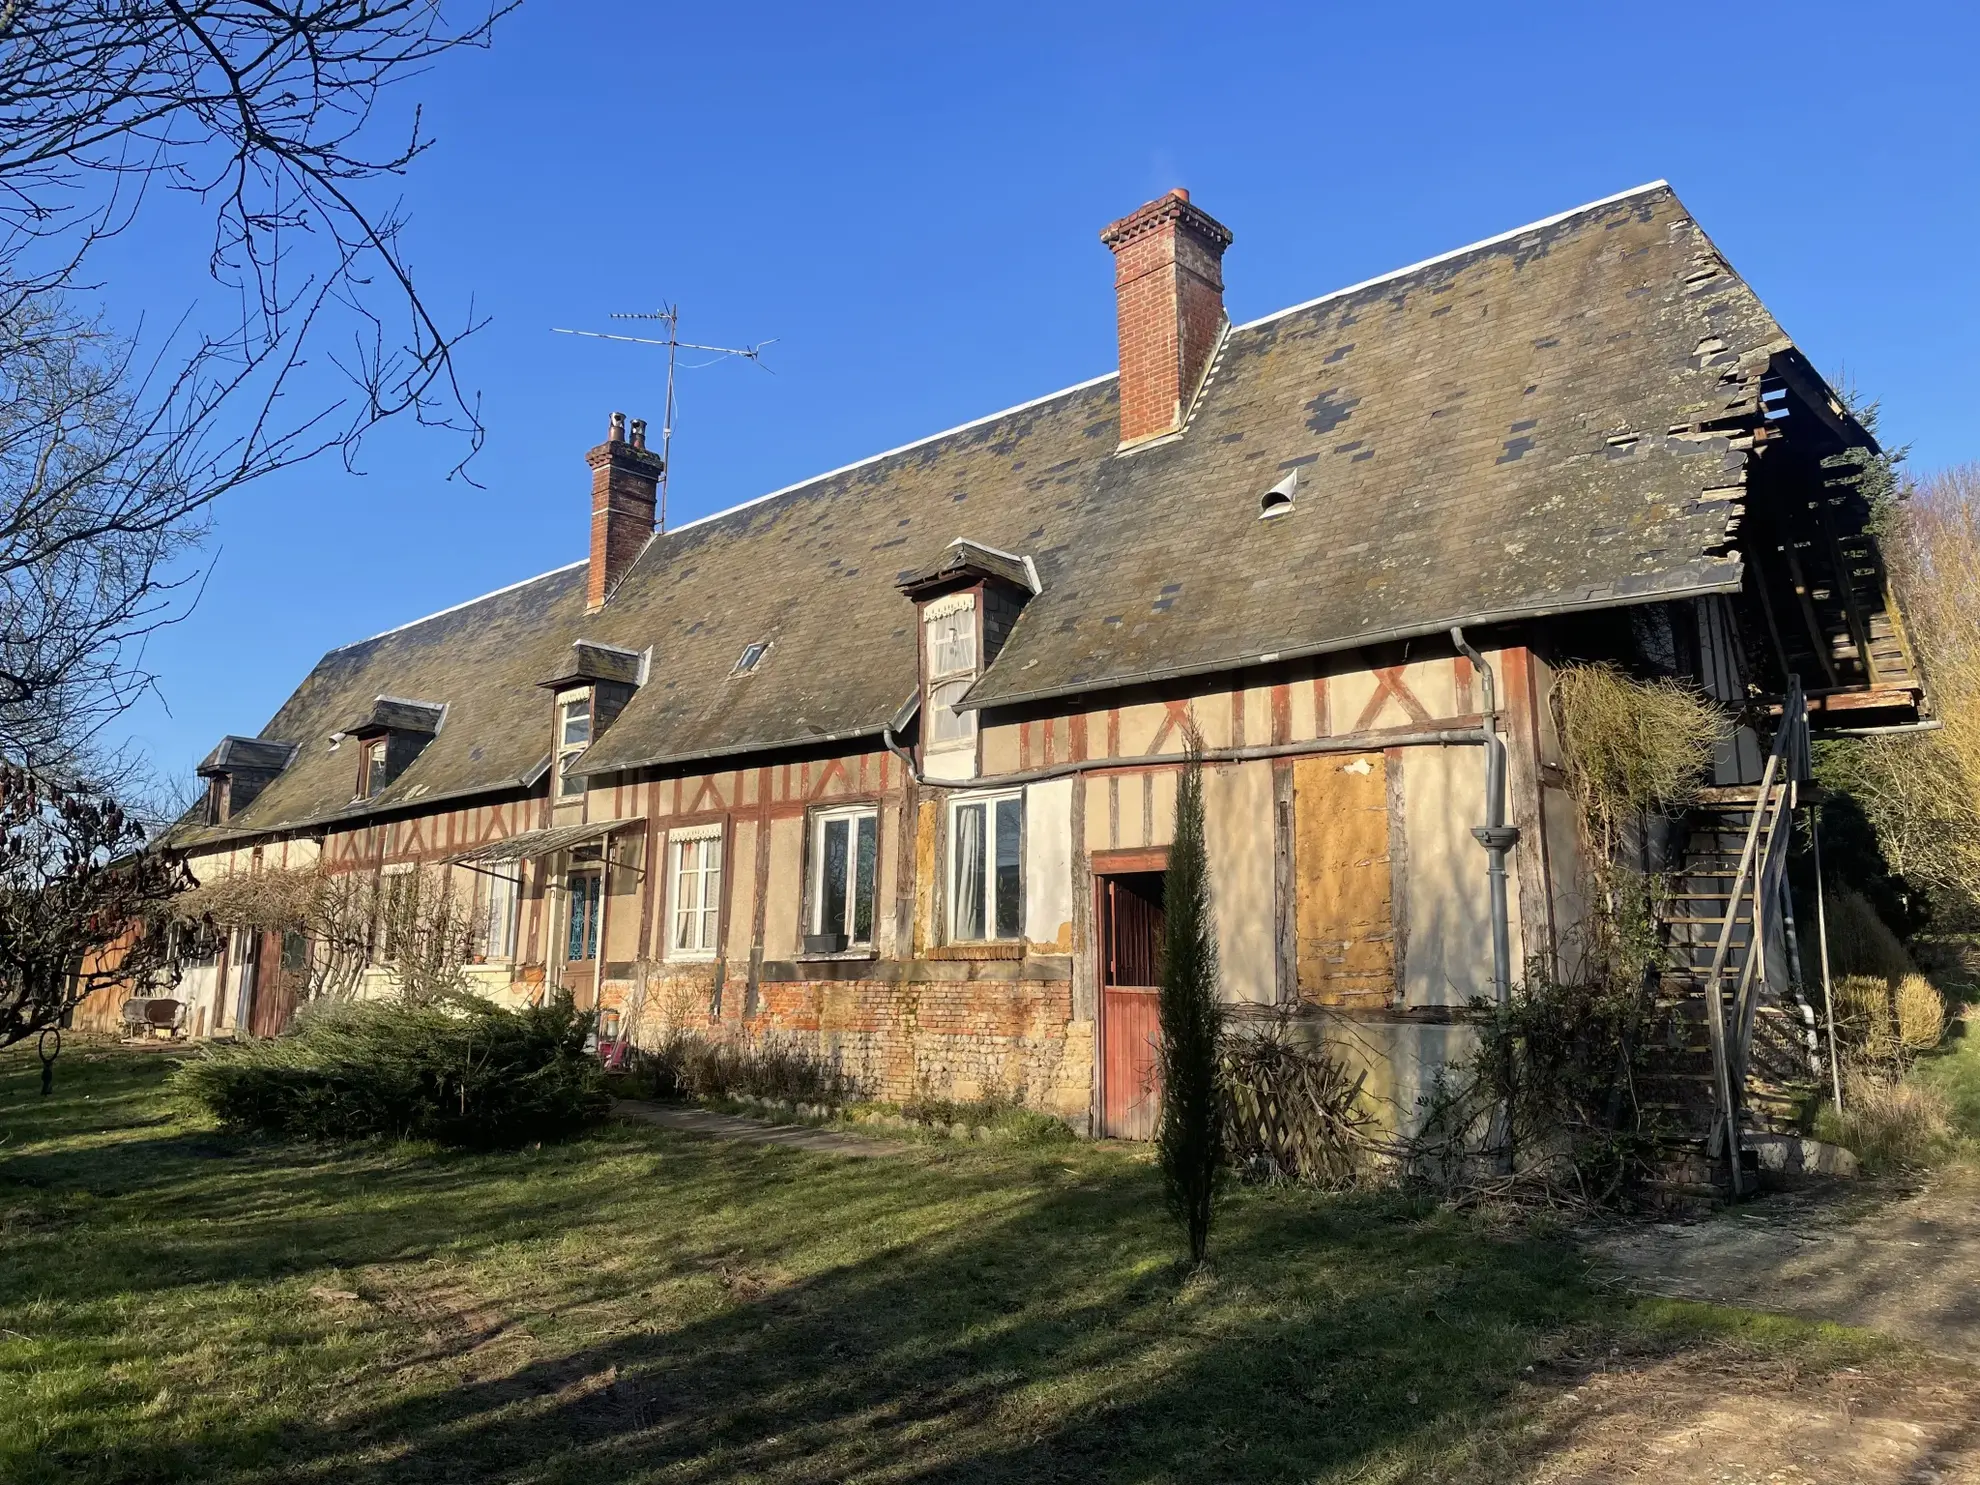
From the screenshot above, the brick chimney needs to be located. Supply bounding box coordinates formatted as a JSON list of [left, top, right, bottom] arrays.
[[1099, 188, 1234, 449], [584, 411, 664, 611]]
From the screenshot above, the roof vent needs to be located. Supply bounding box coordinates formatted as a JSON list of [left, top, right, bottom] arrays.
[[732, 640, 770, 676], [1260, 470, 1298, 519]]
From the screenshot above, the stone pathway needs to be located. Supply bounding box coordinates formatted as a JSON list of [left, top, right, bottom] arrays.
[[614, 1100, 907, 1157], [1589, 1164, 1980, 1360]]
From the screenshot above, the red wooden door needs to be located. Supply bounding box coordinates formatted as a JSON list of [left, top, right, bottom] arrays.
[[1098, 872, 1166, 1140]]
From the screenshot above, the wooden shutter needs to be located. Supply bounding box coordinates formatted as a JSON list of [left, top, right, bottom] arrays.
[[1292, 752, 1394, 1007]]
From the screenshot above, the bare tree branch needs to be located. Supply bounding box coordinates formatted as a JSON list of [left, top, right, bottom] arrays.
[[0, 1, 516, 771]]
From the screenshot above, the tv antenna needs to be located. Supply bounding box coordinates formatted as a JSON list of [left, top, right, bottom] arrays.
[[551, 306, 775, 526]]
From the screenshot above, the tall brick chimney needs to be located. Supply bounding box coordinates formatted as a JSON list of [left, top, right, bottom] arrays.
[[1100, 188, 1234, 449], [584, 411, 664, 611]]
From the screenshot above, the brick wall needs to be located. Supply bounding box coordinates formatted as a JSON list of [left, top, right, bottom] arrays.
[[603, 962, 1094, 1126]]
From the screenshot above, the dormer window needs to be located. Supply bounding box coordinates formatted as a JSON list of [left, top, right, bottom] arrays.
[[922, 593, 978, 760], [359, 737, 390, 799], [338, 698, 443, 804], [897, 539, 1040, 786], [535, 641, 640, 803], [195, 735, 299, 826], [558, 693, 592, 799]]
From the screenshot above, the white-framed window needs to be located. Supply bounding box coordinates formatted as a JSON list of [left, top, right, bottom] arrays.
[[922, 592, 978, 756], [668, 824, 724, 960], [557, 693, 592, 800], [470, 864, 520, 963], [947, 790, 1023, 942], [808, 805, 879, 951]]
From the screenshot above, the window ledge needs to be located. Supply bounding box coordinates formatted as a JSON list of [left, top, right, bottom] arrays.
[[929, 942, 1024, 961], [796, 948, 879, 965]]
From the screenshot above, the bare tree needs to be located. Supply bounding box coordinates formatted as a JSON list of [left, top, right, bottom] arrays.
[[176, 859, 480, 1006], [0, 759, 192, 1049], [0, 1, 515, 769]]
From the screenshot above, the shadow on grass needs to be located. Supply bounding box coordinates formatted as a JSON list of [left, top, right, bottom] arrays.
[[0, 1044, 1710, 1484]]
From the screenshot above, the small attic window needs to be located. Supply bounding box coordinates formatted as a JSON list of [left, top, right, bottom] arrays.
[[732, 641, 770, 676], [1260, 469, 1298, 520]]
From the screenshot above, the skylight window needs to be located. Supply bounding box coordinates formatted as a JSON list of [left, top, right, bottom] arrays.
[[732, 641, 770, 676]]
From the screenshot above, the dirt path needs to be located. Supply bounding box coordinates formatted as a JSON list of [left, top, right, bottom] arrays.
[[613, 1099, 907, 1156], [1523, 1350, 1980, 1484], [1588, 1165, 1980, 1361]]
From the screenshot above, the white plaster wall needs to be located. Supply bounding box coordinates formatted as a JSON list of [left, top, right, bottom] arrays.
[[1401, 747, 1493, 1007], [726, 819, 759, 960], [1306, 1016, 1482, 1136], [1203, 759, 1276, 1005], [762, 815, 804, 959], [1023, 777, 1074, 950]]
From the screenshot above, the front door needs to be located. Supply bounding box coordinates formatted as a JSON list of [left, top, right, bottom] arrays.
[[1097, 870, 1167, 1139], [563, 870, 602, 1008]]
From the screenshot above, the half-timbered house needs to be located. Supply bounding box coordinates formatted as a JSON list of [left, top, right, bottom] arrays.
[[151, 182, 1923, 1139]]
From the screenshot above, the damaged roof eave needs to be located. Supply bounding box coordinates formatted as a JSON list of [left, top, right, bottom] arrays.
[[956, 567, 1748, 716], [170, 766, 552, 850], [573, 721, 892, 781]]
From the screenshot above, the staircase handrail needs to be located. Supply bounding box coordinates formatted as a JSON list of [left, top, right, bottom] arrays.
[[1698, 677, 1808, 1196]]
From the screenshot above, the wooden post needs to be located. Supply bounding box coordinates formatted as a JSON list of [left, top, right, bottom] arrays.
[[1811, 808, 1844, 1112]]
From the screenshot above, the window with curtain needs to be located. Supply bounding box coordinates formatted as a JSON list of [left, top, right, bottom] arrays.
[[948, 791, 1022, 941], [809, 806, 879, 950], [360, 736, 389, 798], [922, 593, 978, 754], [565, 870, 602, 961], [669, 827, 724, 959], [471, 864, 520, 962]]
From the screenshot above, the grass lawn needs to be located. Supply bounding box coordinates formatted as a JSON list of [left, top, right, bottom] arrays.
[[0, 1042, 1887, 1485], [1918, 1013, 1980, 1139]]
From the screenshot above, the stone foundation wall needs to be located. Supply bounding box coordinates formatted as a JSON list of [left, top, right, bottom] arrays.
[[600, 960, 1094, 1127]]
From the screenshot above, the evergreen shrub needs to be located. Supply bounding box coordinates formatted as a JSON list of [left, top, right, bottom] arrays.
[[175, 993, 608, 1147]]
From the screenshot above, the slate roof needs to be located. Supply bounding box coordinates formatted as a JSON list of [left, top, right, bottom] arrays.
[[178, 181, 1804, 845], [344, 696, 447, 735], [899, 539, 1041, 600], [539, 640, 646, 690], [197, 736, 298, 776]]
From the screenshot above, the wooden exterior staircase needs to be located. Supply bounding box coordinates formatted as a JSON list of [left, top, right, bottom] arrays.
[[1644, 679, 1826, 1195]]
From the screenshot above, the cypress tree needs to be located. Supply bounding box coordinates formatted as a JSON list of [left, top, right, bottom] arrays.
[[1158, 724, 1225, 1266]]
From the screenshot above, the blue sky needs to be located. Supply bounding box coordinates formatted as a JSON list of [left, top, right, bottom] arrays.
[[107, 1, 1980, 785]]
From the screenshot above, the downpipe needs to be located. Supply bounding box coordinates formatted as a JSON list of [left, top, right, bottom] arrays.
[[1450, 627, 1518, 1006]]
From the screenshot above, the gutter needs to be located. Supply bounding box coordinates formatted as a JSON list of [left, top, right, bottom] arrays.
[[956, 570, 1745, 717], [882, 723, 1487, 791]]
